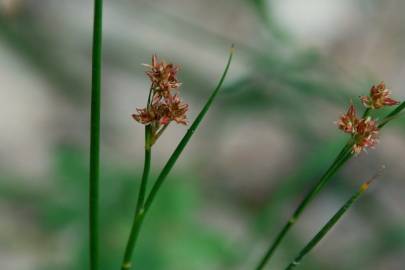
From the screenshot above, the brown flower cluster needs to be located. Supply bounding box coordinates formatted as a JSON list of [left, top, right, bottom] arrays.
[[360, 82, 400, 109], [337, 82, 400, 154], [133, 95, 188, 126], [132, 55, 188, 142]]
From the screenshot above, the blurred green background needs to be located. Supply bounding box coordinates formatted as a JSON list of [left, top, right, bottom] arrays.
[[1, 0, 405, 269]]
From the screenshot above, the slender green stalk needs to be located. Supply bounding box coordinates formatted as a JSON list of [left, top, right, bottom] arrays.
[[284, 180, 375, 270], [254, 103, 404, 269], [255, 147, 353, 270], [89, 1, 103, 270], [121, 126, 152, 270], [379, 101, 405, 128], [135, 126, 153, 214], [144, 46, 234, 213], [119, 46, 234, 270]]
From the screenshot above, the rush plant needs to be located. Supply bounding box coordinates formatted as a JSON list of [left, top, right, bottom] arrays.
[[121, 49, 234, 270], [255, 83, 403, 270], [87, 2, 404, 270]]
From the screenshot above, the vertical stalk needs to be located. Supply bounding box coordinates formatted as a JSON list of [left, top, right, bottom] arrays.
[[121, 126, 152, 270], [89, 1, 103, 270], [135, 126, 153, 213]]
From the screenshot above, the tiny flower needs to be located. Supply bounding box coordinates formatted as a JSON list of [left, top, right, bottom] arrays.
[[132, 107, 154, 125], [166, 95, 189, 125], [133, 55, 189, 144], [132, 96, 188, 127], [144, 55, 181, 98], [336, 103, 358, 134], [360, 82, 400, 109], [352, 117, 379, 154]]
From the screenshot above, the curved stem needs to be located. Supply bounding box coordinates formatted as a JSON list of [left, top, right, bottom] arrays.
[[121, 126, 152, 270], [143, 46, 234, 213], [89, 1, 103, 270]]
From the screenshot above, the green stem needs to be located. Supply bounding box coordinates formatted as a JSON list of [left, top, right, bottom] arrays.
[[254, 101, 403, 269], [120, 46, 234, 270], [143, 46, 234, 213], [254, 106, 377, 269], [136, 126, 153, 213], [121, 211, 146, 270], [284, 181, 372, 270], [255, 145, 353, 270], [89, 1, 103, 270], [379, 102, 405, 128], [121, 126, 152, 270]]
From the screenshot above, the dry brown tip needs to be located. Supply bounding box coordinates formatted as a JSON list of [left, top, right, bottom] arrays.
[[360, 165, 386, 192]]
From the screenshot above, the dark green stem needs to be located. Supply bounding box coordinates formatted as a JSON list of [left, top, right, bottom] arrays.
[[121, 211, 146, 270], [255, 147, 352, 270], [254, 103, 402, 269], [143, 46, 234, 213], [254, 105, 379, 269], [379, 102, 405, 128], [284, 182, 371, 270], [89, 1, 103, 270], [136, 126, 153, 213], [121, 126, 152, 270]]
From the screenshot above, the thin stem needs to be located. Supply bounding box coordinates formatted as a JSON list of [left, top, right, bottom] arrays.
[[147, 85, 154, 108], [121, 211, 146, 270], [121, 125, 152, 270], [284, 181, 373, 270], [254, 106, 381, 269], [153, 124, 169, 144], [379, 101, 405, 128], [136, 126, 153, 213], [362, 108, 370, 118], [255, 148, 352, 270], [119, 46, 234, 270], [143, 46, 234, 213], [89, 1, 103, 270]]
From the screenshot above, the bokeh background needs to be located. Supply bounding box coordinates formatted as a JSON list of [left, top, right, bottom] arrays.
[[1, 0, 405, 269]]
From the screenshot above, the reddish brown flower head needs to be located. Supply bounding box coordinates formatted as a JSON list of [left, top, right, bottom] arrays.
[[337, 103, 358, 134], [133, 55, 188, 144], [166, 95, 189, 125], [144, 55, 181, 96], [132, 95, 188, 127], [352, 117, 379, 154], [360, 82, 400, 109]]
